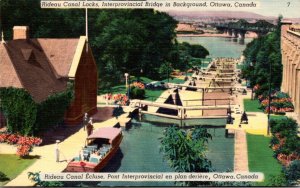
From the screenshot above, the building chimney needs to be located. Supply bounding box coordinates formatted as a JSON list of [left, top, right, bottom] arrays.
[[13, 26, 29, 40]]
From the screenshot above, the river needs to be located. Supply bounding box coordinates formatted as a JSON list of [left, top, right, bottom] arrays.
[[177, 36, 253, 58]]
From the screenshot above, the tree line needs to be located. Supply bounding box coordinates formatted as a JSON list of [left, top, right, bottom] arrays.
[[242, 16, 283, 96], [1, 0, 209, 90]]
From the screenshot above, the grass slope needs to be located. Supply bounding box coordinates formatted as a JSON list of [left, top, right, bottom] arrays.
[[244, 99, 263, 112], [0, 154, 37, 186], [144, 90, 165, 101], [247, 134, 282, 186]]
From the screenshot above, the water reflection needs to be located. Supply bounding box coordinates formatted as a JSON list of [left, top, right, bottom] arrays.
[[177, 36, 253, 58]]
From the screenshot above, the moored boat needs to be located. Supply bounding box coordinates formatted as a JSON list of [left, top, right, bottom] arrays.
[[64, 127, 123, 172]]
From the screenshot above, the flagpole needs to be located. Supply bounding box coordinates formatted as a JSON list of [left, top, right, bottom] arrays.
[[85, 0, 88, 52]]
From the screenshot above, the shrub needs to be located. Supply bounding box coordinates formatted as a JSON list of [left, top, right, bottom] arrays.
[[0, 85, 73, 135], [35, 85, 73, 132], [277, 153, 300, 166], [0, 133, 9, 143], [129, 87, 145, 99], [267, 173, 288, 186], [274, 111, 286, 115], [0, 88, 37, 136], [130, 81, 145, 89], [16, 144, 31, 157], [259, 91, 294, 114], [270, 118, 297, 136], [0, 171, 9, 182], [113, 94, 128, 105], [0, 133, 42, 157], [129, 81, 145, 99], [6, 134, 20, 145], [284, 160, 300, 185], [270, 118, 300, 169]]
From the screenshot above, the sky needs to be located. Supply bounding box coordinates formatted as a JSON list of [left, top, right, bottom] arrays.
[[252, 0, 300, 18], [160, 0, 300, 18]]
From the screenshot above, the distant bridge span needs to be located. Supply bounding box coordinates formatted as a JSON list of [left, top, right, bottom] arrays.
[[215, 20, 276, 39]]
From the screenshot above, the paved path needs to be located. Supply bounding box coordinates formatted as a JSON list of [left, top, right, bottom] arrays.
[[234, 129, 249, 172], [232, 85, 250, 172], [178, 90, 203, 117], [3, 118, 119, 186], [0, 143, 17, 154], [147, 89, 172, 113]]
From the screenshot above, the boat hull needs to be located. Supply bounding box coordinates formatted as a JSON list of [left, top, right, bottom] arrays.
[[64, 135, 123, 172]]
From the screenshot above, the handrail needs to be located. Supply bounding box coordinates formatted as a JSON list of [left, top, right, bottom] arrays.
[[131, 99, 232, 110]]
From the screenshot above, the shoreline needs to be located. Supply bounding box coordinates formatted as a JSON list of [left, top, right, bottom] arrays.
[[176, 33, 257, 38]]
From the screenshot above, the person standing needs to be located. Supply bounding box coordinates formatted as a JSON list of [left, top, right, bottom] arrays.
[[86, 117, 94, 136], [83, 113, 89, 131], [55, 140, 60, 162]]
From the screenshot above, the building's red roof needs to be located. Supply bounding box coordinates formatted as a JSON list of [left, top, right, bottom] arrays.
[[0, 38, 80, 102], [0, 44, 23, 88], [35, 39, 79, 77]]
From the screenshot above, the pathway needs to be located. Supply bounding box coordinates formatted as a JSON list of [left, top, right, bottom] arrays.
[[3, 118, 119, 186], [234, 129, 249, 172], [178, 90, 203, 117], [147, 89, 172, 113]]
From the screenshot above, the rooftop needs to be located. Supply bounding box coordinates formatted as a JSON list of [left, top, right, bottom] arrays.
[[0, 26, 81, 102]]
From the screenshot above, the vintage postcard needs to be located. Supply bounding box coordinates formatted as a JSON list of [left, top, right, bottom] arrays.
[[0, 0, 299, 187]]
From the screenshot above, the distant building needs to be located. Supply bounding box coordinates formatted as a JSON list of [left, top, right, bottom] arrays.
[[0, 26, 98, 126], [281, 21, 300, 119], [175, 23, 196, 32]]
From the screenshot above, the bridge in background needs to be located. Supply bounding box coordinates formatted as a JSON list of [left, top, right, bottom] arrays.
[[216, 19, 276, 39]]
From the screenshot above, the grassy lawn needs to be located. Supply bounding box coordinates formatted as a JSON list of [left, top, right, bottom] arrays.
[[244, 99, 263, 112], [162, 77, 186, 84], [247, 134, 282, 186], [98, 77, 155, 95], [139, 77, 154, 84], [98, 76, 186, 95], [97, 76, 182, 101], [144, 89, 166, 101], [0, 154, 37, 186], [97, 85, 165, 102]]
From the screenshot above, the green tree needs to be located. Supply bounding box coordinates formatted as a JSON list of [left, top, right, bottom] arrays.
[[176, 42, 209, 72], [158, 62, 173, 80], [89, 10, 178, 88], [160, 126, 212, 186], [242, 16, 282, 96], [1, 1, 209, 92]]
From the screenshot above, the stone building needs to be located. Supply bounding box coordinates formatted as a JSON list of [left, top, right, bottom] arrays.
[[281, 22, 300, 118], [0, 26, 98, 126]]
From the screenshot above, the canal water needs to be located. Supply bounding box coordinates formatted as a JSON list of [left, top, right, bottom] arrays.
[[99, 37, 253, 186], [100, 115, 233, 186], [177, 36, 253, 58]]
